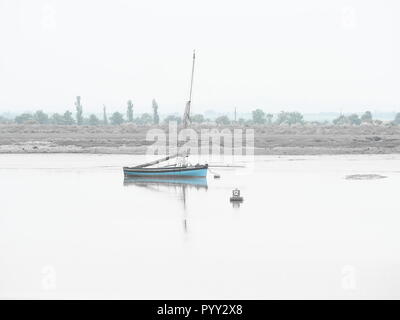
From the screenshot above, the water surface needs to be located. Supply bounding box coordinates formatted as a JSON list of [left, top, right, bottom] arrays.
[[1, 154, 400, 299]]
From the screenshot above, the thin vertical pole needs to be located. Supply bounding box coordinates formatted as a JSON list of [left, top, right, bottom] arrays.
[[183, 50, 196, 128], [188, 50, 196, 103]]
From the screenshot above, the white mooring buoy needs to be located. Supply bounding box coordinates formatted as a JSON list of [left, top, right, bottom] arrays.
[[230, 188, 243, 202]]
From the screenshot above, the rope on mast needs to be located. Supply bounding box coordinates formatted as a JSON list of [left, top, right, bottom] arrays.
[[183, 50, 196, 128]]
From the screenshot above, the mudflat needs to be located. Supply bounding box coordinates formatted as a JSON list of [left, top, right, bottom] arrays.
[[1, 123, 400, 155]]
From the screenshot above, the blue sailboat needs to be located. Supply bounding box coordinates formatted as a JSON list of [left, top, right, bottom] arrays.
[[123, 164, 208, 178], [123, 152, 208, 178], [123, 51, 208, 179]]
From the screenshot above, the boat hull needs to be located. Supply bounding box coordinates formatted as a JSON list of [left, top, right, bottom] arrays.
[[123, 165, 208, 178]]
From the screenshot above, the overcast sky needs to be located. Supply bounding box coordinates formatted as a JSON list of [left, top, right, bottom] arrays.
[[0, 0, 398, 115]]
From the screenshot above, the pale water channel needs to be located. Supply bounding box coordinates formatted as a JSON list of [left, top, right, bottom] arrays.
[[1, 154, 400, 299]]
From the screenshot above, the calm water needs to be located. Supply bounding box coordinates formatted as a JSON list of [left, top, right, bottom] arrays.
[[1, 154, 400, 299]]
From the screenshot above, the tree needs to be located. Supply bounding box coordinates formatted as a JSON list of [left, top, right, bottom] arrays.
[[15, 113, 34, 124], [238, 118, 246, 126], [50, 111, 74, 125], [163, 115, 182, 124], [51, 113, 65, 125], [0, 116, 9, 124], [275, 111, 304, 125], [290, 112, 304, 124], [137, 113, 153, 125], [33, 110, 49, 124], [393, 113, 400, 125], [152, 99, 159, 125], [266, 113, 273, 124], [191, 114, 205, 123], [275, 111, 287, 125], [361, 111, 373, 123], [75, 96, 83, 125], [252, 109, 266, 124], [103, 105, 108, 125], [333, 114, 348, 125], [348, 113, 361, 125], [127, 100, 133, 122], [215, 115, 231, 125], [89, 114, 100, 126], [63, 111, 75, 125], [110, 112, 124, 125]]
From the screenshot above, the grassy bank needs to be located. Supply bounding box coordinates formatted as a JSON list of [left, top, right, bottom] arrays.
[[1, 123, 400, 155]]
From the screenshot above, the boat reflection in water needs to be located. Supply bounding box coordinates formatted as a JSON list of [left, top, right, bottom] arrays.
[[123, 177, 207, 233], [123, 177, 208, 190]]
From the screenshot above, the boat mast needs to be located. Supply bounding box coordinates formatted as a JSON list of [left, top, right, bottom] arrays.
[[183, 50, 196, 128], [188, 50, 196, 103]]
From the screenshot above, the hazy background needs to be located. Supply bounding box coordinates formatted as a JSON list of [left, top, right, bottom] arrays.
[[0, 0, 398, 115]]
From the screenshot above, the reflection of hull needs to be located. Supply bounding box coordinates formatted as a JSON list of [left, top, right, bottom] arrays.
[[123, 165, 208, 178], [123, 177, 208, 189]]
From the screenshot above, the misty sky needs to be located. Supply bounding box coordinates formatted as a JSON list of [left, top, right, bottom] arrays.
[[0, 0, 399, 115]]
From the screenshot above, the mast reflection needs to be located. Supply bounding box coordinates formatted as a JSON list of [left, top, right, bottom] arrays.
[[123, 177, 208, 233]]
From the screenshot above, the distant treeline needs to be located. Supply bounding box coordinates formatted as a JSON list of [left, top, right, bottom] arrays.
[[1, 96, 400, 126]]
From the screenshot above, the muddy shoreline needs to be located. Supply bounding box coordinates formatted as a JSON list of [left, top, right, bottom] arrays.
[[1, 124, 400, 155]]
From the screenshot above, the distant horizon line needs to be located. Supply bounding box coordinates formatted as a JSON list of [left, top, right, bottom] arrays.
[[1, 110, 399, 122], [1, 110, 399, 116]]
